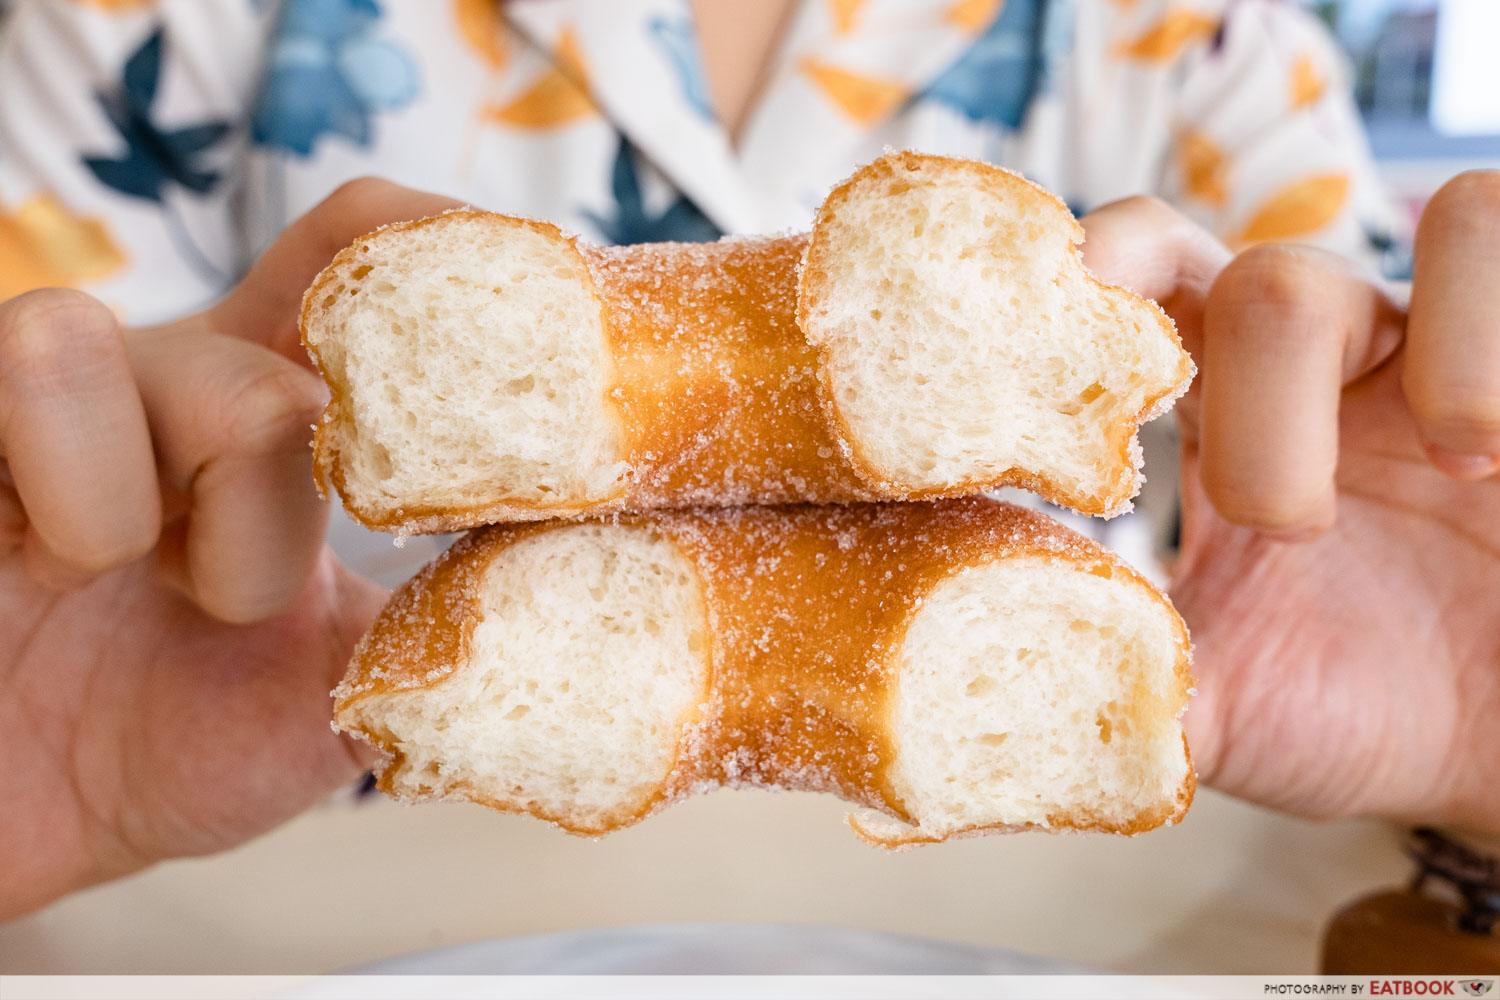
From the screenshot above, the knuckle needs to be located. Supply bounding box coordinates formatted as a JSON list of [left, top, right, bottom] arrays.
[[1113, 193, 1175, 218], [0, 289, 119, 382], [219, 363, 326, 455], [1423, 170, 1500, 227], [323, 175, 397, 218], [1212, 245, 1337, 333], [1092, 194, 1183, 232]]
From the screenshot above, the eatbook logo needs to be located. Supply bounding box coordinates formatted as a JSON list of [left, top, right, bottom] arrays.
[[1462, 982, 1494, 997]]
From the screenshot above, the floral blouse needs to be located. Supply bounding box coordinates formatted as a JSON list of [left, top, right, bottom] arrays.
[[0, 0, 1401, 576], [0, 0, 1400, 312]]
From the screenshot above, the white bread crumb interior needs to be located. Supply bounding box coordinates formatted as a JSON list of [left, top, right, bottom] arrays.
[[887, 556, 1189, 839], [801, 155, 1189, 510], [353, 523, 708, 832], [305, 214, 627, 519]]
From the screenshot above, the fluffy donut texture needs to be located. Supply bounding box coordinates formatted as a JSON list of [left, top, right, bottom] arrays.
[[334, 499, 1195, 845], [302, 152, 1193, 533], [799, 152, 1192, 511]]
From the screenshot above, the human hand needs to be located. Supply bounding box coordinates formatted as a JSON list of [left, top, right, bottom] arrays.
[[0, 179, 461, 919], [1082, 173, 1500, 835]]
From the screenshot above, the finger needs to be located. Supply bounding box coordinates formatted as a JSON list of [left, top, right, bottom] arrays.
[[1200, 244, 1405, 537], [0, 466, 24, 551], [210, 177, 463, 363], [128, 326, 329, 623], [1079, 195, 1233, 360], [0, 290, 161, 586], [1403, 171, 1500, 478]]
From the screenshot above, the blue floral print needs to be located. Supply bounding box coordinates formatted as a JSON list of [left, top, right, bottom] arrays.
[[82, 28, 233, 282], [83, 30, 232, 203], [584, 137, 720, 245], [924, 0, 1072, 131], [648, 13, 715, 122], [251, 0, 419, 157]]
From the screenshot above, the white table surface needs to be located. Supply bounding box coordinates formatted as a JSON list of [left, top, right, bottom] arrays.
[[0, 785, 1404, 974]]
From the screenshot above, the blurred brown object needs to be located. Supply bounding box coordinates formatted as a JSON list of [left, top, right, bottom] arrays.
[[1322, 828, 1500, 973]]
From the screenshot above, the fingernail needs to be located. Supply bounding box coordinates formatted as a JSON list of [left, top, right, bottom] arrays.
[[1426, 447, 1500, 480]]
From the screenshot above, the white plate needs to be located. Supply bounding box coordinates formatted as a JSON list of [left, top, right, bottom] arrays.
[[355, 924, 1083, 974]]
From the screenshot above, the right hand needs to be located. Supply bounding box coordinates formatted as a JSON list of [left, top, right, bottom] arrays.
[[1082, 174, 1500, 837], [0, 178, 460, 920]]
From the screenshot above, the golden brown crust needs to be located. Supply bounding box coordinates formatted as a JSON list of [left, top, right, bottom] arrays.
[[302, 155, 1193, 533], [334, 499, 1196, 843], [586, 236, 876, 508], [797, 150, 1194, 519]]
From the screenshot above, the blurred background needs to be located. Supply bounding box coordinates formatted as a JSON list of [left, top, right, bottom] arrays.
[[1309, 0, 1500, 264]]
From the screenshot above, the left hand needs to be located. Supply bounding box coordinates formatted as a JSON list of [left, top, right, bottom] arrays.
[[0, 179, 461, 919]]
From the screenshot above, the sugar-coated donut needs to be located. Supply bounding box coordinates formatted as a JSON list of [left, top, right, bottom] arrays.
[[334, 498, 1194, 846], [302, 152, 1193, 534]]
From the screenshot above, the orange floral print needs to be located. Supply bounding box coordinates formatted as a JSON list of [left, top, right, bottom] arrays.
[[484, 27, 596, 129], [454, 0, 508, 70], [1236, 174, 1350, 244], [829, 0, 867, 35], [1289, 53, 1326, 110], [1177, 129, 1228, 208], [800, 57, 908, 126], [946, 0, 1005, 33], [1116, 10, 1218, 61], [0, 193, 127, 299]]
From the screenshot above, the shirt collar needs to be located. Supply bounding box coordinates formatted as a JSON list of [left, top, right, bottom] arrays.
[[506, 0, 1005, 232]]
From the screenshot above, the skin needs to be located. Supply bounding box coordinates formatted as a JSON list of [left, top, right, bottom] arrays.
[[1, 14, 1497, 915], [1081, 183, 1500, 835], [0, 180, 463, 918], [690, 0, 798, 143]]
